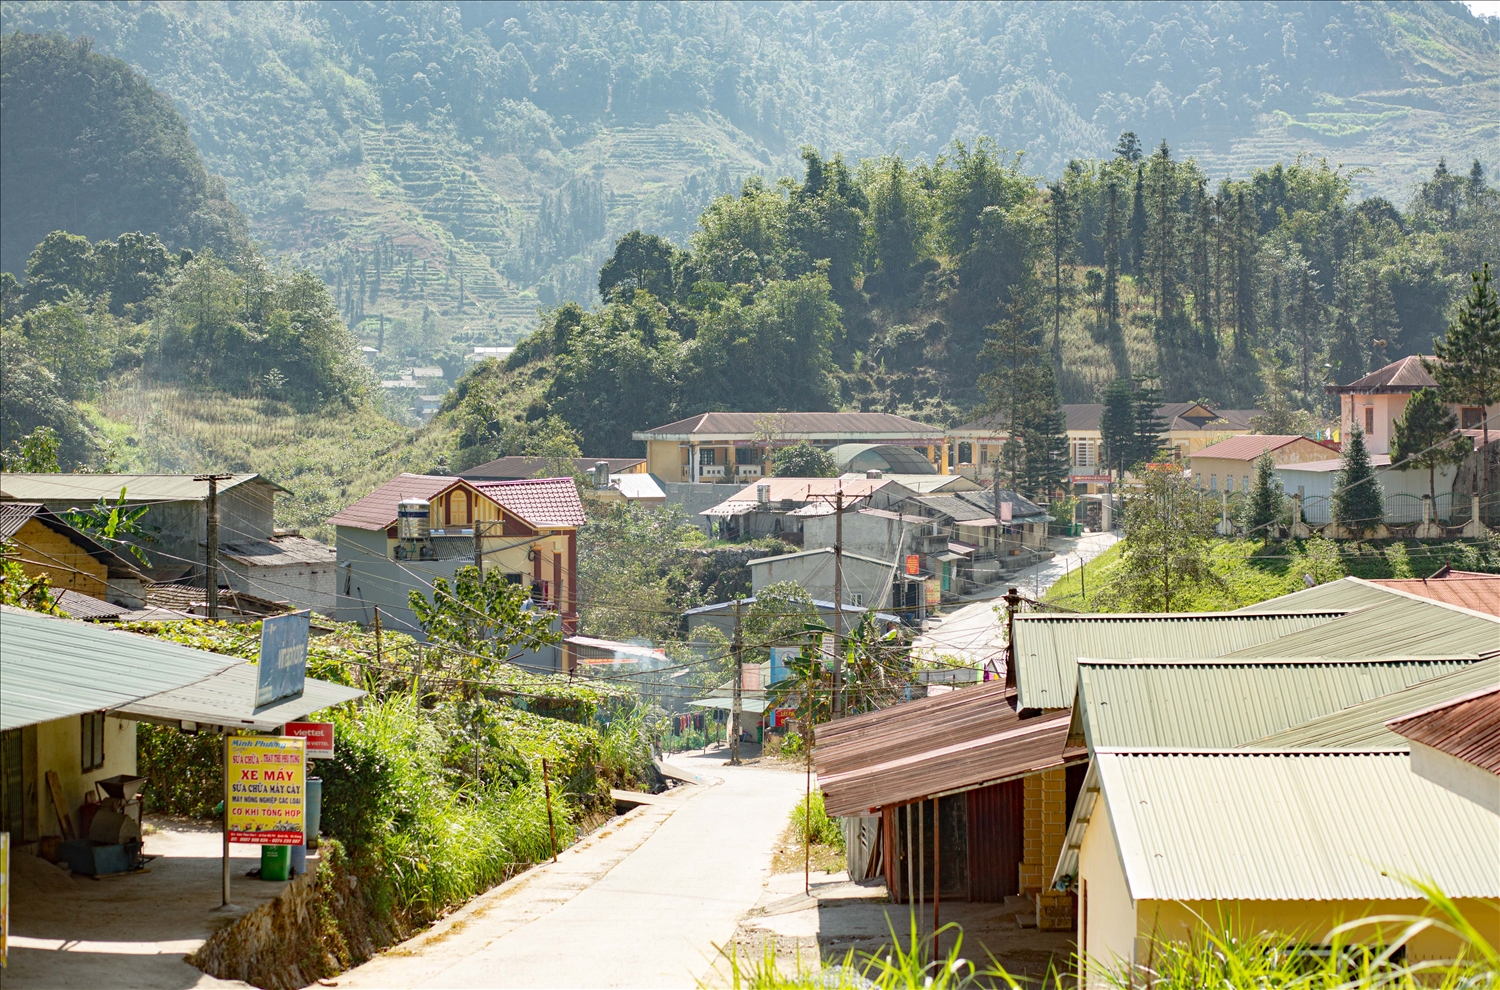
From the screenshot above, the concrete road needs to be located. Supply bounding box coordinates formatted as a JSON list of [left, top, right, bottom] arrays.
[[913, 532, 1118, 670], [338, 751, 806, 989]]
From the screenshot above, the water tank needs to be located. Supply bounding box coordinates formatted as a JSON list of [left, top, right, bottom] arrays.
[[594, 461, 611, 488], [866, 469, 883, 479], [757, 483, 771, 504], [397, 498, 430, 540]]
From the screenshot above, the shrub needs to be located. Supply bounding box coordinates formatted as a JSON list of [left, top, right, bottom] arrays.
[[790, 789, 844, 850]]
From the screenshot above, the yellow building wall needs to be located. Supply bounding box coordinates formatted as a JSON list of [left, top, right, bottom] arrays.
[[1142, 897, 1500, 966], [646, 441, 686, 481], [34, 715, 136, 837], [12, 518, 108, 598], [1078, 797, 1137, 988], [1020, 766, 1068, 895]]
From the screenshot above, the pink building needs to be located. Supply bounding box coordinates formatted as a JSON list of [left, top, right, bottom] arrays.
[[1326, 355, 1496, 455]]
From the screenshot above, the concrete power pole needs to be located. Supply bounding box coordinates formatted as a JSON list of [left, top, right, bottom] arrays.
[[730, 598, 743, 766], [195, 474, 232, 619], [832, 489, 844, 717]]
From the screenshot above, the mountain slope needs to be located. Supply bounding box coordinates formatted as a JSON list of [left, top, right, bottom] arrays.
[[3, 1, 1493, 351]]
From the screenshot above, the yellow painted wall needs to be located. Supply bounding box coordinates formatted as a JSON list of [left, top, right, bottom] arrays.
[[34, 715, 137, 837], [1142, 897, 1500, 966], [1079, 796, 1137, 988], [646, 441, 686, 481], [11, 518, 107, 598]]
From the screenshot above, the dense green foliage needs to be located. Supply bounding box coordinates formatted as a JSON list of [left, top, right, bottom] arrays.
[[1, 229, 371, 464], [1333, 426, 1385, 537], [0, 33, 247, 275], [2, 1, 1492, 355], [1391, 387, 1469, 499]]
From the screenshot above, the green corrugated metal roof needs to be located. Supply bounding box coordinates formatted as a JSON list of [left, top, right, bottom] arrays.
[[1237, 657, 1500, 752], [1010, 612, 1345, 710], [1221, 596, 1499, 659], [1088, 751, 1498, 901], [0, 606, 242, 730], [1074, 656, 1480, 750]]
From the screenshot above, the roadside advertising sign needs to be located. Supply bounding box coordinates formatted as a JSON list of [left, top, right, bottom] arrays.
[[774, 707, 796, 728], [925, 578, 942, 606], [254, 611, 311, 711], [1000, 500, 1013, 523], [905, 554, 920, 576], [227, 736, 305, 845], [768, 646, 798, 686], [283, 721, 334, 760]]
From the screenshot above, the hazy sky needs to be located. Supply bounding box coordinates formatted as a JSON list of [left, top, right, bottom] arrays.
[[1463, 0, 1500, 16]]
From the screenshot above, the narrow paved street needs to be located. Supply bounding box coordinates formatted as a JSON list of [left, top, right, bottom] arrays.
[[339, 752, 805, 988]]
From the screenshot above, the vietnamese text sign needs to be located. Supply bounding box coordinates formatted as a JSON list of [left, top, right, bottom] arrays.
[[905, 554, 920, 576], [255, 612, 310, 711], [284, 721, 334, 760], [227, 736, 305, 845]]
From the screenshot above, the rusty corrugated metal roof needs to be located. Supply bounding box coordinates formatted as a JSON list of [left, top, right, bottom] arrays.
[[327, 473, 455, 531], [1327, 354, 1438, 394], [1370, 572, 1500, 617], [814, 682, 1081, 817], [1387, 684, 1500, 774]]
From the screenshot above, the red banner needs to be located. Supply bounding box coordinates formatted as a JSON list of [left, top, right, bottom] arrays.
[[283, 721, 334, 760], [905, 554, 920, 576]]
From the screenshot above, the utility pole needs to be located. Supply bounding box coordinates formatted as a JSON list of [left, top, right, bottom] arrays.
[[832, 490, 844, 718], [730, 599, 743, 766], [473, 519, 483, 574], [374, 606, 383, 674], [195, 474, 232, 619]]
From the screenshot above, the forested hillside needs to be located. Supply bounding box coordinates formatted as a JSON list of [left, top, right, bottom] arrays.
[[3, 1, 1494, 357], [442, 140, 1497, 475]]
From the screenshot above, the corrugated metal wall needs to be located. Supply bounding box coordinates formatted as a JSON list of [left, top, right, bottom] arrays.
[[967, 779, 1025, 901]]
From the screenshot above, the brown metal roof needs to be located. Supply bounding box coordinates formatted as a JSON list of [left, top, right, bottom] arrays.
[[815, 682, 1081, 817], [1387, 685, 1500, 775], [633, 411, 942, 439], [218, 535, 336, 567], [1370, 571, 1500, 617], [1327, 355, 1438, 394]]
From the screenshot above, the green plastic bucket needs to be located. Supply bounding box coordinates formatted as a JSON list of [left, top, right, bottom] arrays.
[[260, 844, 291, 881]]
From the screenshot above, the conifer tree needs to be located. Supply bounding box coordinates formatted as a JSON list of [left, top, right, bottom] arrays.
[[1128, 163, 1147, 276], [1016, 362, 1070, 499], [1103, 178, 1124, 353], [1391, 386, 1468, 498], [1241, 450, 1286, 536], [1131, 379, 1168, 464], [1427, 264, 1500, 496], [1100, 377, 1136, 478], [1332, 425, 1384, 537]]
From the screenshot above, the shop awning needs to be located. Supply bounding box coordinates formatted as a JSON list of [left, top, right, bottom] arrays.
[[688, 697, 769, 714], [1, 606, 242, 731], [814, 682, 1082, 817], [113, 664, 366, 732]]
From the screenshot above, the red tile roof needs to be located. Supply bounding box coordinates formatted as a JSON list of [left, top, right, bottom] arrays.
[[1371, 571, 1500, 617], [1328, 355, 1438, 394], [330, 474, 586, 531], [326, 473, 454, 531], [471, 477, 586, 528], [1387, 685, 1500, 775]]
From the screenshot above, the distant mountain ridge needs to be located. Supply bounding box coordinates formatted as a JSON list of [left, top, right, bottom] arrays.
[[2, 1, 1494, 347]]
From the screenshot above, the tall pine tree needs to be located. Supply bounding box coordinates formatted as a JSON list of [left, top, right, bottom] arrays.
[[1332, 425, 1384, 537], [1427, 264, 1500, 496], [1391, 386, 1469, 498]]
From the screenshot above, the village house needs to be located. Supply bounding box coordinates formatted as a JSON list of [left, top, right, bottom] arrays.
[[746, 547, 927, 621], [1058, 749, 1497, 986], [0, 502, 149, 607], [327, 473, 585, 671], [948, 402, 1260, 492], [632, 411, 947, 483], [1387, 683, 1500, 814], [1326, 354, 1497, 455], [1188, 434, 1338, 494], [700, 475, 924, 543], [0, 473, 286, 580]]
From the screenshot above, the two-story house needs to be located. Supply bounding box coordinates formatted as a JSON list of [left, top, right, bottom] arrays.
[[327, 473, 585, 672], [1326, 355, 1497, 455]]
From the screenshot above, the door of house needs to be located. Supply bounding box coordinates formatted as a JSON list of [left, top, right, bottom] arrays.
[[966, 778, 1025, 901]]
